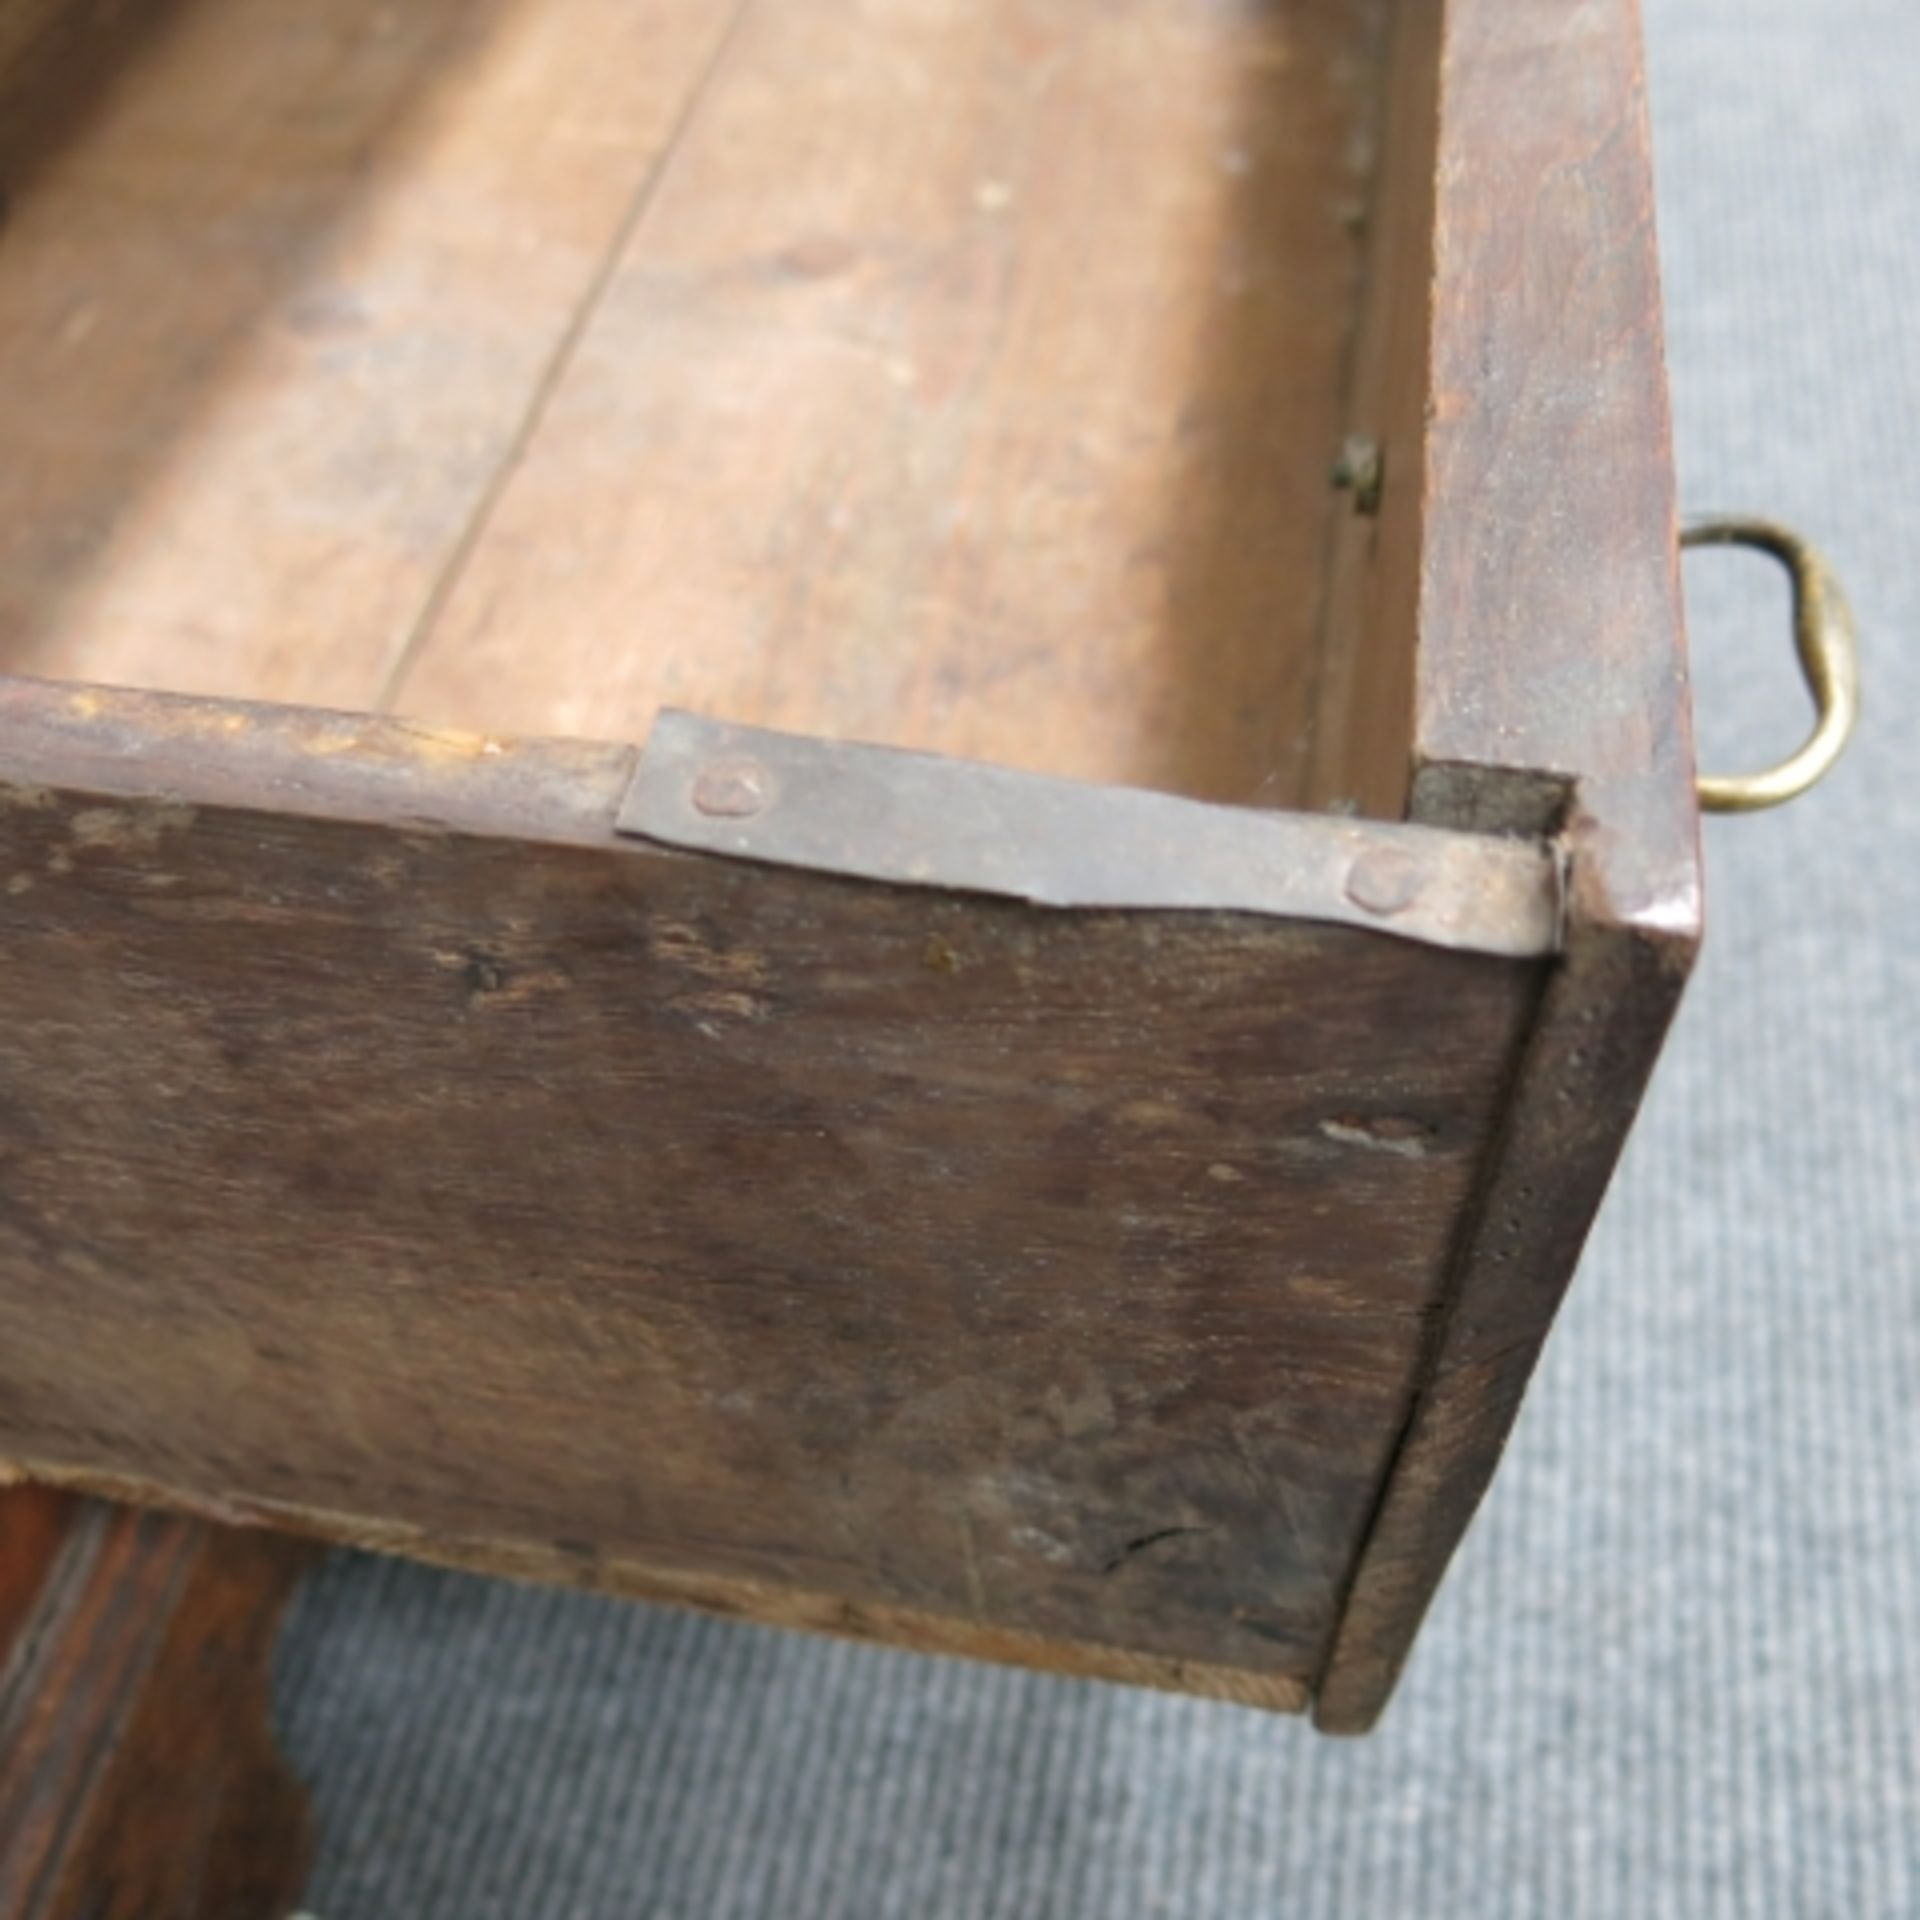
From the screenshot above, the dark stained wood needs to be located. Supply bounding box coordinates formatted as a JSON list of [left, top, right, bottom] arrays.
[[0, 677, 1548, 1704], [0, 1488, 70, 1657], [1313, 0, 1701, 1730], [1315, 879, 1693, 1730], [0, 1490, 314, 1919], [0, 0, 1702, 1741], [1403, 0, 1699, 901], [0, 7, 755, 1867]]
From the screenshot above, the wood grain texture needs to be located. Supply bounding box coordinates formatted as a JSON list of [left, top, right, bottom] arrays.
[[321, 0, 1375, 802], [0, 677, 1546, 1696], [1404, 0, 1699, 912], [1315, 869, 1692, 1730], [0, 0, 1703, 1736], [0, 1490, 314, 1920], [0, 0, 740, 703], [0, 5, 751, 1873], [1303, 0, 1440, 820], [0, 0, 1394, 807], [16, 1460, 1309, 1715], [1313, 0, 1701, 1730]]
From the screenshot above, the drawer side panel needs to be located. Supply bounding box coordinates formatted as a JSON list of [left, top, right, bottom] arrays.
[[0, 684, 1546, 1700]]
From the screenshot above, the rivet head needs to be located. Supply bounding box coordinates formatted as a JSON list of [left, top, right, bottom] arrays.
[[1345, 846, 1423, 916], [691, 758, 774, 819]]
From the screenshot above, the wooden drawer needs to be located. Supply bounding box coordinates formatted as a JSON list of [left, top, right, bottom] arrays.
[[0, 0, 1697, 1731]]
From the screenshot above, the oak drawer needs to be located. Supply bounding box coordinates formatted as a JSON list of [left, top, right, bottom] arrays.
[[0, 0, 1698, 1730]]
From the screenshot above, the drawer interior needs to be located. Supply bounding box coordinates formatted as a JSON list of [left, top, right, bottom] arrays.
[[0, 0, 1390, 810], [0, 0, 1700, 1736]]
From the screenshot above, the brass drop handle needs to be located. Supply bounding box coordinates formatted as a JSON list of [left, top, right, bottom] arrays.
[[1682, 517, 1861, 813]]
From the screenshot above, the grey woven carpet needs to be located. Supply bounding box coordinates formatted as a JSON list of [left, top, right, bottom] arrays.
[[273, 2, 1920, 1912]]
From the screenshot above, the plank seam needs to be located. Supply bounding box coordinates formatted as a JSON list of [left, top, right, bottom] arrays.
[[373, 0, 767, 713]]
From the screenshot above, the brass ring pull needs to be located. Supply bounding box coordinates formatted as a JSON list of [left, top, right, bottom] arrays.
[[1681, 517, 1861, 813]]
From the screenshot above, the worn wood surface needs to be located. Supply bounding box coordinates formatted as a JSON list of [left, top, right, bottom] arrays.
[[0, 0, 740, 704], [390, 0, 1380, 802], [1401, 0, 1698, 910], [1313, 0, 1701, 1730], [0, 0, 1382, 806], [0, 677, 1547, 1696], [0, 3, 759, 1879], [1303, 0, 1440, 821], [0, 0, 1702, 1736], [0, 1489, 314, 1919]]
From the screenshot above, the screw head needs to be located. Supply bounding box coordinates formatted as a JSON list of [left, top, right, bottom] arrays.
[[691, 757, 774, 819]]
